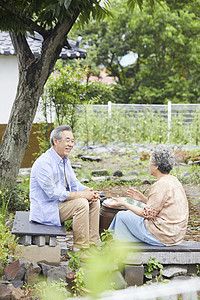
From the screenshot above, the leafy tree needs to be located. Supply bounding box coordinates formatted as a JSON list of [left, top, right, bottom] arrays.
[[0, 0, 111, 188], [42, 62, 87, 129], [74, 0, 200, 104], [129, 1, 200, 103], [0, 0, 160, 187]]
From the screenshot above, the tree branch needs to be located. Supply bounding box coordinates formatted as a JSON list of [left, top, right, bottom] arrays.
[[0, 0, 48, 38], [10, 31, 35, 69]]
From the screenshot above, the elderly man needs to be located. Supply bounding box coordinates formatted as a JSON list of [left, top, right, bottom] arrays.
[[29, 125, 100, 251]]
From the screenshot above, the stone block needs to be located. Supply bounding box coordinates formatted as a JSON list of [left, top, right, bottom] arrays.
[[10, 280, 24, 288], [3, 258, 31, 282], [124, 265, 144, 286], [60, 242, 68, 256], [112, 271, 126, 290], [0, 283, 24, 300], [32, 235, 46, 246], [161, 266, 187, 278], [3, 260, 20, 281], [38, 262, 57, 277], [112, 170, 123, 177], [47, 267, 66, 282], [187, 264, 199, 276], [17, 235, 32, 246], [92, 169, 109, 176], [80, 155, 102, 162], [24, 262, 41, 284], [18, 245, 61, 266], [49, 236, 57, 247]]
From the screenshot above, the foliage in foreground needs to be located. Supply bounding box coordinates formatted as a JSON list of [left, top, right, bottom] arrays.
[[144, 257, 163, 279], [66, 230, 130, 298], [0, 214, 20, 276], [0, 184, 29, 214], [30, 279, 70, 300]]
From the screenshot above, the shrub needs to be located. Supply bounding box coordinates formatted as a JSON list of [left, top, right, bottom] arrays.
[[0, 184, 29, 213], [0, 214, 20, 275]]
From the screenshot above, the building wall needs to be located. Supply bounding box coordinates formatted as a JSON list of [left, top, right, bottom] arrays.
[[0, 124, 42, 168], [0, 55, 51, 168], [0, 55, 18, 124]]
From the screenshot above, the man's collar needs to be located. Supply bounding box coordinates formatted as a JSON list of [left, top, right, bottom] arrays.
[[50, 147, 68, 164]]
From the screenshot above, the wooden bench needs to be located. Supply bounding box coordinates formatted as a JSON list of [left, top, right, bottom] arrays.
[[122, 241, 200, 286], [11, 211, 66, 247]]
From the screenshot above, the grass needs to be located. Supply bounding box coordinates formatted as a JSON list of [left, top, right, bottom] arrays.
[[17, 149, 200, 191], [66, 150, 200, 194]]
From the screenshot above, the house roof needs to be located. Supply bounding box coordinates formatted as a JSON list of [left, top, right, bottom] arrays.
[[0, 31, 86, 59]]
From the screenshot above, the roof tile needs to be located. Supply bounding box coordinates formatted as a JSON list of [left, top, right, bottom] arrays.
[[0, 31, 86, 59]]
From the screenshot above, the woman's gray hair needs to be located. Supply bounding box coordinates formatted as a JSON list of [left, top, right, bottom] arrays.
[[50, 125, 72, 146], [150, 145, 175, 174]]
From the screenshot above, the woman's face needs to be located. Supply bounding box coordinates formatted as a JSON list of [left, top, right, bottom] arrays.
[[149, 159, 158, 176]]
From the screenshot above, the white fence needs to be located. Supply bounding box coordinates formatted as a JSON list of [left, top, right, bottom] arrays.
[[93, 101, 200, 124], [91, 101, 200, 142], [36, 101, 200, 125], [69, 277, 200, 300], [100, 277, 200, 300]]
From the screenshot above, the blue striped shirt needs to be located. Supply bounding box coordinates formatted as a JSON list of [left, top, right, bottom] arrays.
[[29, 147, 87, 226]]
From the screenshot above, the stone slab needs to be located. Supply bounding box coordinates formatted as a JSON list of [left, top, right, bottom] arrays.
[[125, 251, 200, 265], [18, 245, 61, 266], [124, 241, 200, 252], [12, 211, 66, 236], [123, 241, 200, 265]]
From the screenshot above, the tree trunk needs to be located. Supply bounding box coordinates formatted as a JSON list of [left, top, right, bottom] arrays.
[[0, 16, 78, 188]]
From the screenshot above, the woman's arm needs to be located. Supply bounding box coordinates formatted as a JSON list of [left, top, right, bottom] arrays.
[[127, 188, 148, 204], [107, 197, 144, 217]]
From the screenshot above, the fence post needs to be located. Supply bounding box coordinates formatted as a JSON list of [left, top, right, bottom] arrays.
[[108, 101, 112, 117], [168, 101, 171, 142]]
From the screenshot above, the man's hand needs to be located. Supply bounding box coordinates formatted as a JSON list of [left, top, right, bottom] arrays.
[[67, 188, 100, 202], [83, 188, 100, 202]]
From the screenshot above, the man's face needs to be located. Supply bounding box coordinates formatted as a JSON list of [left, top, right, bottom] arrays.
[[53, 130, 74, 158]]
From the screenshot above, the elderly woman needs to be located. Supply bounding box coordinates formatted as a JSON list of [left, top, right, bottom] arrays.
[[108, 145, 189, 246]]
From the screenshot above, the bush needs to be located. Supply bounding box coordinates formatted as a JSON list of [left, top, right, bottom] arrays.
[[0, 214, 20, 275], [0, 184, 29, 213]]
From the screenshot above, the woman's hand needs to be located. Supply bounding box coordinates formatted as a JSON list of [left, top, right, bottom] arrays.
[[107, 196, 144, 218], [106, 197, 127, 208], [127, 188, 147, 204]]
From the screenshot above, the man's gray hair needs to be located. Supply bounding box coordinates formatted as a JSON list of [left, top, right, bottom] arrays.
[[150, 145, 175, 174], [50, 125, 72, 146]]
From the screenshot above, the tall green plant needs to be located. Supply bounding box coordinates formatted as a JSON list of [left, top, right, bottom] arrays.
[[42, 62, 87, 130], [74, 104, 199, 146], [0, 214, 20, 275], [0, 190, 10, 225], [0, 185, 29, 217]]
